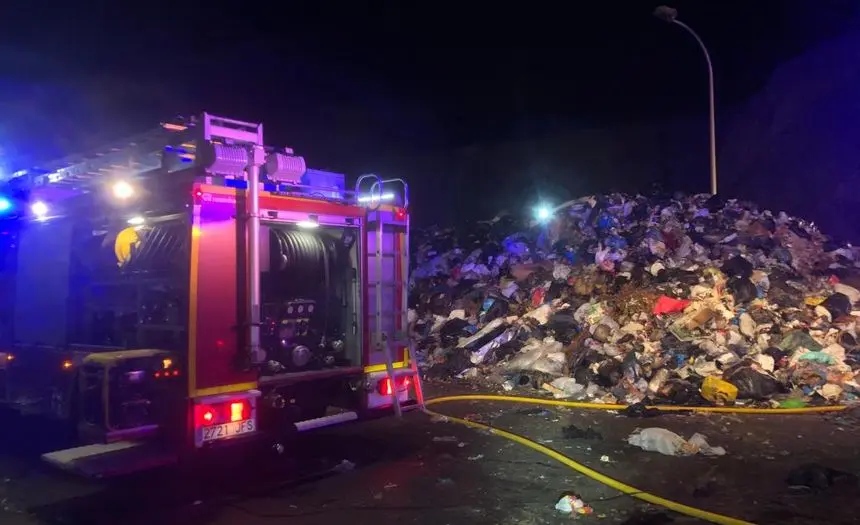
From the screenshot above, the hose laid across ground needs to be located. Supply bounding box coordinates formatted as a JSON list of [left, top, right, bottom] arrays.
[[426, 394, 848, 415], [423, 394, 849, 525]]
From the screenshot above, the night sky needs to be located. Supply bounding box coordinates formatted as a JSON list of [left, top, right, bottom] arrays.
[[2, 1, 859, 214]]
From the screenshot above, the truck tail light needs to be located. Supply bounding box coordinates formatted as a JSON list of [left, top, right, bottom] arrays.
[[377, 376, 410, 396], [394, 207, 407, 221], [194, 397, 254, 428], [229, 400, 251, 422], [196, 405, 217, 427]]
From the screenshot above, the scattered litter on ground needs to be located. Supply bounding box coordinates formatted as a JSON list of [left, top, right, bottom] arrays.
[[555, 493, 594, 515], [562, 424, 603, 440], [623, 402, 662, 418], [333, 459, 356, 472], [785, 463, 859, 492]]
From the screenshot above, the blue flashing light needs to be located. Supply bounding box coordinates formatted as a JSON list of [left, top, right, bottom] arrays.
[[0, 197, 12, 214], [225, 178, 247, 189], [223, 179, 280, 192], [214, 178, 343, 200]]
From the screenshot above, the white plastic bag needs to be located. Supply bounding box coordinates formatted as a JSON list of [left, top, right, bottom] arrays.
[[545, 377, 585, 398], [627, 428, 726, 457]]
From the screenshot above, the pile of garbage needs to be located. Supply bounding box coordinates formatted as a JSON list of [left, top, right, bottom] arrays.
[[409, 193, 860, 406]]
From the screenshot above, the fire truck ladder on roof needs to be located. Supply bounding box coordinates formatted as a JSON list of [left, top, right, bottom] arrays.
[[13, 112, 264, 195], [13, 121, 193, 192], [355, 175, 423, 416]]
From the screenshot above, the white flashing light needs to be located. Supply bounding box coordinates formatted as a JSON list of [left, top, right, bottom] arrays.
[[357, 192, 395, 203], [112, 180, 135, 200], [297, 215, 320, 229], [127, 216, 145, 226], [30, 201, 49, 219], [534, 204, 553, 223]]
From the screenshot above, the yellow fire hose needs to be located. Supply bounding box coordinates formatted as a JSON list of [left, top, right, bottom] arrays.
[[424, 394, 850, 525], [427, 394, 847, 415]]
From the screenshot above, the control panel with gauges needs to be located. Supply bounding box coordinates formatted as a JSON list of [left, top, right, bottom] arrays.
[[261, 299, 347, 373]]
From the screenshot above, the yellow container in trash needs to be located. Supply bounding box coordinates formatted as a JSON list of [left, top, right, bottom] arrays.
[[804, 296, 826, 306], [700, 376, 738, 405]]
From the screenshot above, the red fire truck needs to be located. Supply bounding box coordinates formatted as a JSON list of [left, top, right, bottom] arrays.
[[0, 113, 422, 476]]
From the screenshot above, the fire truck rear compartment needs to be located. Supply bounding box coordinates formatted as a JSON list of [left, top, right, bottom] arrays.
[[259, 223, 361, 375]]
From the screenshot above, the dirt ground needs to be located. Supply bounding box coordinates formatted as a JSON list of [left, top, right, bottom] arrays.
[[1, 382, 858, 525]]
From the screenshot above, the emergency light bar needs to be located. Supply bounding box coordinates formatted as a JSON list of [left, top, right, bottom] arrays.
[[357, 192, 395, 203]]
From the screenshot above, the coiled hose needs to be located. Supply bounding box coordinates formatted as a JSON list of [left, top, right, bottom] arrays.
[[271, 228, 334, 294]]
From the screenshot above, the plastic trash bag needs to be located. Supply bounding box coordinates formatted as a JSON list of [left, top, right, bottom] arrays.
[[555, 494, 593, 515], [504, 338, 566, 376], [627, 428, 726, 457], [543, 376, 585, 399], [725, 366, 781, 399], [700, 376, 739, 404], [652, 296, 691, 315]]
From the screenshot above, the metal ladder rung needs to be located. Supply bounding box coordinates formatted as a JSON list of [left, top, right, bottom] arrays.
[[368, 281, 405, 288], [372, 310, 405, 317], [370, 335, 410, 344]]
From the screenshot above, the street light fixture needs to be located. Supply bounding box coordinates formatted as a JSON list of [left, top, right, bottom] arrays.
[[654, 5, 718, 196]]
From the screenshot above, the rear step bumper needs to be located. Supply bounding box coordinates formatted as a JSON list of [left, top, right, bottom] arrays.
[[43, 403, 421, 476], [42, 442, 177, 478], [292, 401, 421, 432], [294, 411, 358, 432]]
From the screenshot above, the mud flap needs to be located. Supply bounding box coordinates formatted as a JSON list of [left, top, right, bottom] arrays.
[[41, 442, 177, 478]]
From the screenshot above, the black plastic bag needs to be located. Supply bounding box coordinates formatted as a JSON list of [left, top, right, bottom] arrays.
[[725, 366, 781, 400]]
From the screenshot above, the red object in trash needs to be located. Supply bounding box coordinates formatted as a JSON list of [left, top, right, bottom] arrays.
[[652, 295, 691, 315], [531, 287, 546, 307]]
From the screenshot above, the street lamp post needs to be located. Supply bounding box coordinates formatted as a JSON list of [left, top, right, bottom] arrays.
[[654, 5, 718, 196]]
